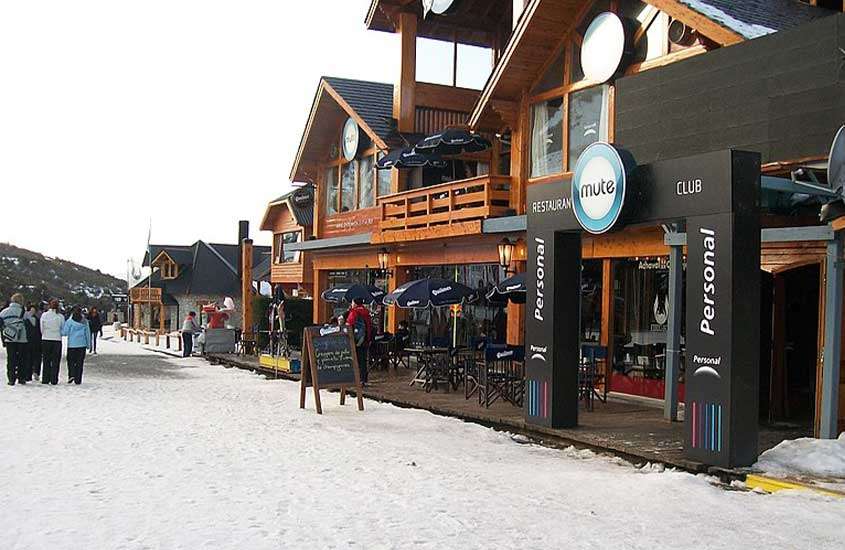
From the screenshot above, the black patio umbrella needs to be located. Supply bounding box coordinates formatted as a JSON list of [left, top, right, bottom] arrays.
[[413, 129, 492, 156], [382, 277, 477, 309], [321, 283, 386, 305], [485, 272, 526, 305], [376, 147, 447, 170]]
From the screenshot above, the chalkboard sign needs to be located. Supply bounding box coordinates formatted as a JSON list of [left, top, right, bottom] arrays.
[[299, 325, 364, 414]]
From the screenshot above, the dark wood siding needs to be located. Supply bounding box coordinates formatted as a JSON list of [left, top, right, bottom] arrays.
[[616, 13, 845, 166]]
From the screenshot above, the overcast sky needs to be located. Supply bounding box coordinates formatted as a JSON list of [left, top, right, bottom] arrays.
[[0, 0, 399, 279]]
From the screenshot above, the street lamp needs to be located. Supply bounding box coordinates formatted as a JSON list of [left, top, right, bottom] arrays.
[[377, 247, 393, 278], [497, 238, 515, 275]]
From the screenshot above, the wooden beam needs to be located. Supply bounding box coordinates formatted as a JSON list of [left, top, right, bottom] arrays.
[[645, 0, 743, 46], [395, 11, 418, 133]]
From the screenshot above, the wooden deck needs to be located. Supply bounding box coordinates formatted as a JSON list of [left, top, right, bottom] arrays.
[[206, 354, 809, 476]]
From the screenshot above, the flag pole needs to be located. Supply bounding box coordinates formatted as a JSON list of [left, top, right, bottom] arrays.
[[147, 219, 152, 331]]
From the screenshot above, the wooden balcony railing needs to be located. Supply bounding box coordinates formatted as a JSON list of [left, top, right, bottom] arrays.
[[130, 287, 162, 303], [376, 175, 512, 237]]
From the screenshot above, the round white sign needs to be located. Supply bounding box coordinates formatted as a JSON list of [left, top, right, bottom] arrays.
[[423, 0, 456, 16], [578, 155, 617, 221], [580, 12, 626, 83], [342, 117, 359, 161]]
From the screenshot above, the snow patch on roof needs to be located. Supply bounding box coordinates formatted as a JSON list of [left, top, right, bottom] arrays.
[[678, 0, 776, 39]]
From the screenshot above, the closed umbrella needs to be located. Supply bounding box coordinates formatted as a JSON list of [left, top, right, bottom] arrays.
[[321, 283, 385, 305], [414, 129, 492, 156], [485, 272, 526, 304]]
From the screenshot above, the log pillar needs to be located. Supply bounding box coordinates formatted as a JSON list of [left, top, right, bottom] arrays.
[[241, 239, 254, 349], [313, 269, 329, 325]]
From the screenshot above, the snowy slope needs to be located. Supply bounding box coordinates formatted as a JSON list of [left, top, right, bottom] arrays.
[[0, 334, 842, 549]]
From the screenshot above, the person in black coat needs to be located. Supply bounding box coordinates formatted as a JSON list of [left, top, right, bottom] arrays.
[[23, 304, 42, 381], [87, 307, 103, 354]]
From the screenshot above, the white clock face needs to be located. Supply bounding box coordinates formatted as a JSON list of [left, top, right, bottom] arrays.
[[342, 117, 359, 161], [581, 12, 626, 83], [423, 0, 455, 16]]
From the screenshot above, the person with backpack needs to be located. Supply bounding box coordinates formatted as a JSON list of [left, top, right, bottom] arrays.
[[23, 303, 42, 382], [40, 299, 64, 385], [88, 306, 103, 354], [62, 306, 91, 384], [345, 297, 373, 385], [0, 293, 29, 385]]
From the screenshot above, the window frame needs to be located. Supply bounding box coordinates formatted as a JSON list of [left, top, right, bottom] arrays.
[[323, 125, 380, 216], [525, 0, 681, 182]]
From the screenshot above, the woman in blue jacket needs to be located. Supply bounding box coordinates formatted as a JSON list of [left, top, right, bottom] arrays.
[[62, 306, 91, 384]]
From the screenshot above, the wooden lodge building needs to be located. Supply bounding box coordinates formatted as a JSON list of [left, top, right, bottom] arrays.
[[130, 239, 270, 333], [265, 0, 845, 437]]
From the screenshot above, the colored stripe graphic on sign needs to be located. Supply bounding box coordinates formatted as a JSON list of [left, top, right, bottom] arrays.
[[690, 401, 723, 453], [527, 379, 548, 420]]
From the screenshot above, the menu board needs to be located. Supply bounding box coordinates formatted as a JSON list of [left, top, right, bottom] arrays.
[[299, 325, 364, 414]]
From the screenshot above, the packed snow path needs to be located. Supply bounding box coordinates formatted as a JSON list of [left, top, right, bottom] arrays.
[[1, 335, 842, 549]]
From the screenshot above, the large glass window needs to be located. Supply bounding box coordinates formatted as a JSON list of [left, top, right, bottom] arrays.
[[325, 166, 339, 215], [377, 153, 392, 197], [417, 38, 454, 85], [340, 161, 356, 212], [358, 155, 374, 208], [612, 257, 686, 396], [456, 44, 493, 90], [568, 85, 609, 169], [530, 98, 563, 177], [417, 37, 493, 90], [282, 232, 300, 263]]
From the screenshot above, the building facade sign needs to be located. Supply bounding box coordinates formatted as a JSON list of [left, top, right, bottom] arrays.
[[526, 148, 761, 468]]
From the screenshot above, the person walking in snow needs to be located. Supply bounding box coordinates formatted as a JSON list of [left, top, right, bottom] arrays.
[[23, 303, 42, 381], [0, 293, 29, 385], [62, 306, 91, 384], [40, 299, 64, 385], [87, 306, 103, 354], [345, 297, 373, 385], [181, 311, 199, 357]]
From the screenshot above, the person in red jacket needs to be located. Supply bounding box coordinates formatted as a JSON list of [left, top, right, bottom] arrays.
[[345, 297, 373, 385]]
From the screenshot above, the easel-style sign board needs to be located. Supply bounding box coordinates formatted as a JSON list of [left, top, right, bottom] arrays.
[[299, 325, 364, 414], [525, 146, 761, 468]]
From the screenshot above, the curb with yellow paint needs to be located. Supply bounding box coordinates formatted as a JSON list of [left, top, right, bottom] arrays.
[[746, 474, 845, 499]]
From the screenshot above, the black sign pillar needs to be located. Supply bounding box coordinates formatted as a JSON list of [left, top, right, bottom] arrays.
[[526, 181, 581, 428]]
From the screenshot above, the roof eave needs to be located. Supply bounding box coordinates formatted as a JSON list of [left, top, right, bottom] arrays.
[[289, 78, 391, 183], [469, 0, 745, 129]]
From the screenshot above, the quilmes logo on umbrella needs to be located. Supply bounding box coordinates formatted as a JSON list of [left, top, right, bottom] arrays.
[[432, 286, 452, 296], [572, 142, 627, 235]]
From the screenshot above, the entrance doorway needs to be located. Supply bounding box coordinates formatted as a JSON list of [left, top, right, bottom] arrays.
[[763, 263, 821, 428]]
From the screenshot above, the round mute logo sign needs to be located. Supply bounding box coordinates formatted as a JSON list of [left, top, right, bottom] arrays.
[[572, 142, 627, 234]]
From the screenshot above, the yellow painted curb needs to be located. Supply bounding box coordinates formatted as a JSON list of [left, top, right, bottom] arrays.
[[258, 354, 299, 373], [746, 475, 845, 499]]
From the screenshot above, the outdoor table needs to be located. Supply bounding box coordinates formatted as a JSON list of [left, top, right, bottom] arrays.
[[405, 346, 451, 392]]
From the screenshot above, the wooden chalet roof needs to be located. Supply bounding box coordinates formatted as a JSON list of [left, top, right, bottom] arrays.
[[137, 241, 271, 297], [260, 186, 315, 231], [469, 0, 836, 129], [366, 0, 513, 47], [289, 76, 395, 183]]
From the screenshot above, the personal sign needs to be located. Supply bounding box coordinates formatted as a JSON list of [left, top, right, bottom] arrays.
[[299, 325, 364, 414]]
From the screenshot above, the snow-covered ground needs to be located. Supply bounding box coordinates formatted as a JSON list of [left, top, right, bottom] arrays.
[[0, 333, 842, 549]]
